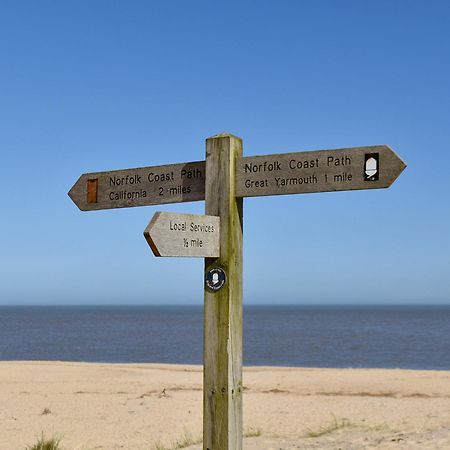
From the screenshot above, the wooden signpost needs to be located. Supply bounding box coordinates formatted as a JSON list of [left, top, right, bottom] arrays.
[[69, 133, 406, 450]]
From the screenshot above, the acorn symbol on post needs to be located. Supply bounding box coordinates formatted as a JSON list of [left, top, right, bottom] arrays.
[[364, 153, 379, 181], [205, 267, 226, 292]]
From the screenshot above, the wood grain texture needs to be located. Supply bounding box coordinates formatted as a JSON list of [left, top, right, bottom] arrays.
[[143, 212, 220, 258], [203, 133, 243, 450], [236, 145, 406, 198], [68, 161, 206, 211]]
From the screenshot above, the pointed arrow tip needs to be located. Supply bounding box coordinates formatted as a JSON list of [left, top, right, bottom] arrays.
[[385, 145, 407, 167], [143, 231, 162, 257], [144, 213, 163, 257], [383, 145, 407, 187], [68, 175, 88, 211]]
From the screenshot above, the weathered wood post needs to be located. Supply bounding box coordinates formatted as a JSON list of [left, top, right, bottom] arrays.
[[203, 133, 243, 450]]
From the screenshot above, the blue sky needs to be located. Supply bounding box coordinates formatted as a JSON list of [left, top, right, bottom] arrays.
[[0, 1, 449, 305]]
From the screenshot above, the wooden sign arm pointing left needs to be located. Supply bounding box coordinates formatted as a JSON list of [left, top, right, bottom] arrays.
[[68, 160, 206, 211], [143, 211, 220, 258]]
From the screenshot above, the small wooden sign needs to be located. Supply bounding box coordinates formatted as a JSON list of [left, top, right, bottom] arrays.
[[68, 161, 206, 211], [236, 145, 406, 198], [144, 212, 220, 257]]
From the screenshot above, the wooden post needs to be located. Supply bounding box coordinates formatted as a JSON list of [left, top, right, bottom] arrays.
[[203, 133, 243, 450]]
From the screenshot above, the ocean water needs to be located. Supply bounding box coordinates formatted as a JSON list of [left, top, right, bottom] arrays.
[[0, 305, 449, 370]]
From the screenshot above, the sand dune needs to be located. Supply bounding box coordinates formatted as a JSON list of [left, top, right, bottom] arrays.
[[0, 361, 449, 449]]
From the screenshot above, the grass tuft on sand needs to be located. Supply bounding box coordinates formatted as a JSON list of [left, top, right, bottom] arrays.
[[244, 427, 262, 438], [26, 434, 62, 450], [172, 431, 201, 449], [154, 430, 202, 450], [153, 427, 262, 449], [306, 416, 352, 438]]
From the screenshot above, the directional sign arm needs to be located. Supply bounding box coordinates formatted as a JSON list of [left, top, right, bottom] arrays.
[[69, 145, 406, 210], [235, 145, 406, 198], [68, 161, 206, 211], [144, 212, 220, 257]]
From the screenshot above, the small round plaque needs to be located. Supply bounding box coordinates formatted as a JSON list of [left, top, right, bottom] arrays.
[[205, 267, 226, 292]]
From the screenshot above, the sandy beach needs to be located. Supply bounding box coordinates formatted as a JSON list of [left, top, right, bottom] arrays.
[[1, 362, 449, 449]]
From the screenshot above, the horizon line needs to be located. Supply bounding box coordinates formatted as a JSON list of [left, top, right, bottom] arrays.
[[0, 303, 449, 307]]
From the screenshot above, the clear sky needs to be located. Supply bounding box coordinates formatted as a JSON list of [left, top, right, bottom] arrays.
[[1, 1, 449, 305]]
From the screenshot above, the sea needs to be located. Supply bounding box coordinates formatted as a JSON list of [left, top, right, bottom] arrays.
[[0, 305, 449, 370]]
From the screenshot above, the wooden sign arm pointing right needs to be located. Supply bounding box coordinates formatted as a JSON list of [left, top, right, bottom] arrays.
[[235, 145, 406, 198]]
